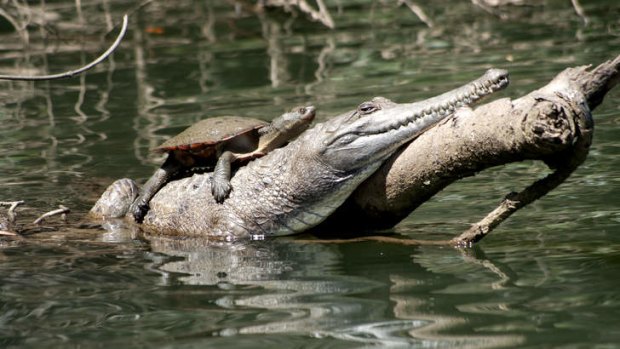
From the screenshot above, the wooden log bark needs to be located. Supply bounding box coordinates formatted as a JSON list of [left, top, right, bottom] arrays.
[[319, 55, 620, 244]]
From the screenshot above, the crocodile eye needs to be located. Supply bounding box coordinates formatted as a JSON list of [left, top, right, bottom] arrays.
[[358, 101, 378, 114]]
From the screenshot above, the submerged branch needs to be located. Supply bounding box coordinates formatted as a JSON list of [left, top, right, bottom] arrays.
[[0, 7, 29, 46], [397, 0, 433, 28], [0, 14, 128, 81], [571, 0, 589, 26], [33, 205, 70, 225], [260, 0, 335, 28], [0, 201, 24, 223], [0, 201, 25, 234], [0, 201, 71, 236]]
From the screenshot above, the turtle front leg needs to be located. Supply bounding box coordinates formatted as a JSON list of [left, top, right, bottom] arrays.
[[212, 151, 236, 203], [130, 156, 182, 222]]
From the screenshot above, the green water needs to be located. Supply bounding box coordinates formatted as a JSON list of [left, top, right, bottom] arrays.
[[1, 1, 619, 348]]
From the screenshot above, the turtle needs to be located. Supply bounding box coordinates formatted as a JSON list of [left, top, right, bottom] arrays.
[[130, 105, 316, 222]]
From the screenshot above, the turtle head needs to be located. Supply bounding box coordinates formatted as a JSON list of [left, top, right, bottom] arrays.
[[258, 105, 316, 147], [271, 105, 316, 132]]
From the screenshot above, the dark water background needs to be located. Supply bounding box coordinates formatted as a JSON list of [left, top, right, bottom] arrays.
[[1, 1, 619, 348]]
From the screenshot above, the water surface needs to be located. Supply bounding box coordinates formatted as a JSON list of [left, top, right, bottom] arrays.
[[1, 1, 619, 348]]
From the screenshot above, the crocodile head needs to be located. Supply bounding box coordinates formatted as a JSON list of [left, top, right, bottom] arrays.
[[309, 97, 427, 174], [305, 69, 508, 175]]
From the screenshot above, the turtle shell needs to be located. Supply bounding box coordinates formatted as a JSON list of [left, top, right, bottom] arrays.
[[155, 116, 268, 154]]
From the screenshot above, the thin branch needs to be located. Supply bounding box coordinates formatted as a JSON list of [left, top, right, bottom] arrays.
[[1, 200, 25, 225], [571, 0, 589, 26], [452, 169, 575, 247], [0, 201, 25, 206], [0, 7, 29, 46], [312, 0, 335, 29], [0, 14, 128, 81], [398, 0, 433, 28], [262, 0, 335, 29], [33, 205, 70, 225]]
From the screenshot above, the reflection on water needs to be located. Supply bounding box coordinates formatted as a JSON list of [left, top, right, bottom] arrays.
[[2, 226, 620, 347], [1, 0, 620, 348], [135, 233, 524, 348]]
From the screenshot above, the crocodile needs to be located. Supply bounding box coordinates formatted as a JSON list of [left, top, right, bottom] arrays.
[[90, 69, 509, 239]]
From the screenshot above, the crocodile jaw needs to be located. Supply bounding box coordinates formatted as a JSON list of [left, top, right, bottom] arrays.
[[314, 69, 509, 174], [316, 102, 451, 173]]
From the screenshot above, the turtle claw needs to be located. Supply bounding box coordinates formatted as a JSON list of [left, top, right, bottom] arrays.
[[211, 180, 231, 204], [130, 202, 149, 223]]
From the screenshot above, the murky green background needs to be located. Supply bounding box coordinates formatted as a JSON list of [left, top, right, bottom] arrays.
[[1, 1, 619, 348]]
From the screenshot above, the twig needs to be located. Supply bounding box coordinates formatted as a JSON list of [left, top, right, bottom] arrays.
[[451, 169, 574, 247], [0, 7, 29, 46], [263, 0, 335, 29], [0, 200, 25, 225], [0, 14, 128, 81], [312, 0, 335, 29], [33, 205, 70, 225], [398, 0, 433, 28], [571, 0, 589, 26]]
